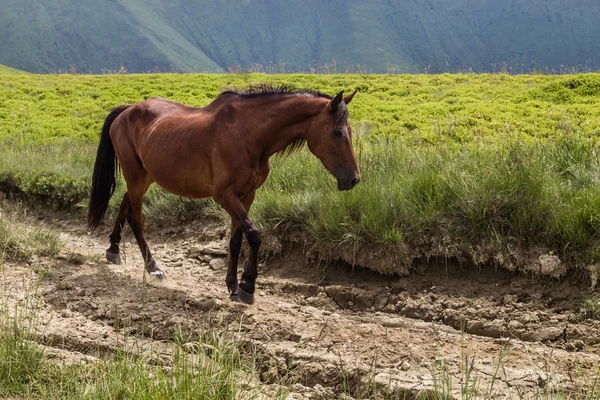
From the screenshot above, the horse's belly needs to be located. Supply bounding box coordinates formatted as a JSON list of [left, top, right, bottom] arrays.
[[145, 159, 213, 199], [140, 144, 214, 199], [154, 179, 213, 199], [138, 125, 216, 198]]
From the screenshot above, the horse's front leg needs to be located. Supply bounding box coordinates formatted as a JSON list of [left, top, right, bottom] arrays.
[[217, 191, 259, 305], [226, 221, 243, 302]]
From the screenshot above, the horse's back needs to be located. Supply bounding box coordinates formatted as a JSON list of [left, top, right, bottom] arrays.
[[110, 97, 219, 198], [127, 97, 199, 124]]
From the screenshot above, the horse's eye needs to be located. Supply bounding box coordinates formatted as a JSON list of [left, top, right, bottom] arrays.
[[332, 130, 343, 138]]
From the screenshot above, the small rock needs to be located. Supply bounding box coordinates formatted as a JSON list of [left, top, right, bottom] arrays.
[[530, 327, 563, 342], [306, 297, 320, 305], [508, 320, 524, 330], [201, 298, 223, 310], [493, 337, 511, 345], [201, 241, 228, 256], [381, 317, 408, 328], [188, 246, 203, 257], [209, 258, 226, 270], [171, 262, 183, 268], [399, 360, 411, 371], [288, 333, 302, 343], [537, 373, 547, 388], [572, 339, 585, 350]]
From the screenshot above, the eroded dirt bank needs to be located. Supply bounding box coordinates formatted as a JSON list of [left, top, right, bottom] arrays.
[[3, 212, 600, 399]]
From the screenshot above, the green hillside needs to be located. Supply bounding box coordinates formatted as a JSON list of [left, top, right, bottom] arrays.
[[1, 1, 599, 73], [0, 64, 28, 75]]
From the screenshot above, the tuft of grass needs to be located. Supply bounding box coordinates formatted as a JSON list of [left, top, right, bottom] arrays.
[[0, 212, 63, 261], [0, 139, 93, 208], [0, 273, 46, 396], [581, 295, 600, 320], [142, 185, 226, 228], [66, 252, 86, 265]]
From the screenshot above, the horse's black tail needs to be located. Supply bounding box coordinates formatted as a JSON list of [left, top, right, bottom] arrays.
[[87, 105, 129, 230]]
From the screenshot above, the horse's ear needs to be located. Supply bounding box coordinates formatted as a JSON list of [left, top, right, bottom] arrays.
[[344, 90, 357, 105], [330, 91, 344, 113]]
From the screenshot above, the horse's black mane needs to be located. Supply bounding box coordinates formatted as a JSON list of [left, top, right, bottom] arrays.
[[218, 83, 333, 100], [217, 84, 347, 157]]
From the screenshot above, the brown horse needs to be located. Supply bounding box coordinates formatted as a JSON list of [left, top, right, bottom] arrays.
[[87, 84, 360, 304]]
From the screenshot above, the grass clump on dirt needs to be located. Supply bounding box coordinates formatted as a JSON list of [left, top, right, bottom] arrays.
[[0, 211, 63, 261], [581, 295, 600, 320], [0, 139, 93, 208], [254, 133, 600, 272], [0, 271, 290, 400]]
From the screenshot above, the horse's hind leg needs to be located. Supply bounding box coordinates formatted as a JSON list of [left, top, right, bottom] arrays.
[[127, 183, 164, 279], [110, 119, 162, 279], [106, 192, 130, 265]]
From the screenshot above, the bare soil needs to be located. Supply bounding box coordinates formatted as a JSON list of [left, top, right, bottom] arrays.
[[3, 211, 600, 399]]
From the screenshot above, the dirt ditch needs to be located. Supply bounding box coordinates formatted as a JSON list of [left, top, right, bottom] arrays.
[[3, 212, 600, 399]]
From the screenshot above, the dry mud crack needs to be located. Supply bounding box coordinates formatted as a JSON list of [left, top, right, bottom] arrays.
[[3, 215, 600, 399]]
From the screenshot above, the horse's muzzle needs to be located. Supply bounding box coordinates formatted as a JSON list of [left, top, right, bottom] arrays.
[[337, 175, 360, 191]]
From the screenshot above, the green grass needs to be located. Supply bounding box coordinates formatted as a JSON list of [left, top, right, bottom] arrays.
[[3, 73, 600, 275], [0, 64, 29, 75], [581, 295, 600, 320], [0, 210, 63, 261], [3, 73, 600, 144], [255, 134, 600, 270]]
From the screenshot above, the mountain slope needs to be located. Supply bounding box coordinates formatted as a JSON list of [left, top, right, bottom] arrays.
[[0, 0, 222, 73], [1, 0, 599, 73], [0, 64, 28, 74]]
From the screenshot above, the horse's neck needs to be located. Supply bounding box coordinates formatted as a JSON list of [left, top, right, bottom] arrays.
[[255, 97, 325, 158]]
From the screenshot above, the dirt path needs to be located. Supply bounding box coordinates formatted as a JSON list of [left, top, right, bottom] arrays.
[[3, 214, 600, 399]]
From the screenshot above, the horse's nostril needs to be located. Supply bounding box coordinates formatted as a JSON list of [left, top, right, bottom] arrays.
[[350, 177, 360, 188]]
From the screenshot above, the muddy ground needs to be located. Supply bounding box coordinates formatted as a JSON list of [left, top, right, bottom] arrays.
[[3, 210, 600, 399]]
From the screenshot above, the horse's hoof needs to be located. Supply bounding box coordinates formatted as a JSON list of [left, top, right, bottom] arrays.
[[230, 294, 241, 303], [237, 287, 255, 305], [147, 261, 165, 281], [145, 259, 165, 280], [106, 250, 121, 265], [148, 270, 166, 281]]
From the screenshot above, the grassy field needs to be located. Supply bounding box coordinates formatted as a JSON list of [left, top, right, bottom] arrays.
[[2, 73, 600, 276]]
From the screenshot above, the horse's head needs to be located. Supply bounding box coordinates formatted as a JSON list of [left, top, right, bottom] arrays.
[[306, 90, 360, 191]]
